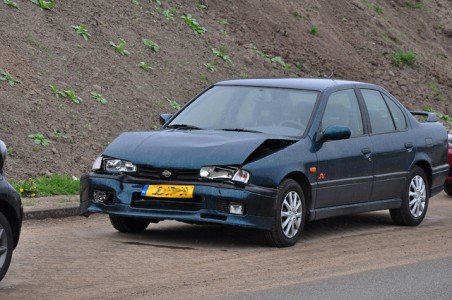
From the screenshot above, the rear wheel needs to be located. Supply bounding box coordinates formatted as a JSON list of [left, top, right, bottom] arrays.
[[109, 215, 151, 233], [264, 179, 306, 247], [390, 166, 429, 226], [0, 212, 13, 282]]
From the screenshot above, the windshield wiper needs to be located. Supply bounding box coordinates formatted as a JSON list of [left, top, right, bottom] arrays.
[[219, 128, 262, 133], [166, 124, 203, 130]]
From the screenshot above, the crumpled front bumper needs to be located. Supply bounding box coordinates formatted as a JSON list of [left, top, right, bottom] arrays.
[[80, 173, 277, 230]]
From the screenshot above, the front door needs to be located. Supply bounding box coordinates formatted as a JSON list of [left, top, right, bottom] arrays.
[[315, 89, 373, 208]]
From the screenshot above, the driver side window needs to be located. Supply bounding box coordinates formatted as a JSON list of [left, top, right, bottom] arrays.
[[322, 89, 364, 137]]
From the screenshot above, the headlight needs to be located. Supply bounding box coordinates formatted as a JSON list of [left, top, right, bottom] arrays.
[[105, 159, 137, 173], [92, 156, 137, 173], [200, 166, 250, 184]]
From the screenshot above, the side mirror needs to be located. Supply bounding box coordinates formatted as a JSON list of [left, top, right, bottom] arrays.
[[316, 126, 351, 143], [159, 114, 173, 125]]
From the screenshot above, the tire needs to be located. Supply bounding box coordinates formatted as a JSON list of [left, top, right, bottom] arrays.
[[443, 183, 452, 196], [0, 212, 13, 282], [109, 215, 151, 233], [264, 179, 306, 247], [390, 166, 429, 226]]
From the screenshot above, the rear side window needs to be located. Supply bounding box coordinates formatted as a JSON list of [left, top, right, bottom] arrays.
[[361, 89, 396, 134], [383, 94, 407, 130]]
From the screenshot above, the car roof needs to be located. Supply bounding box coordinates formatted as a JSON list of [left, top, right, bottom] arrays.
[[215, 78, 378, 92]]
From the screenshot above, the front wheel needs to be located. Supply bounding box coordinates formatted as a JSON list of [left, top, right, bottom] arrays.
[[0, 212, 13, 282], [109, 215, 151, 233], [264, 179, 306, 247], [390, 166, 429, 226]]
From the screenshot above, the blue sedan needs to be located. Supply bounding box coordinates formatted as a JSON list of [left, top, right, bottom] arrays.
[[80, 79, 448, 247]]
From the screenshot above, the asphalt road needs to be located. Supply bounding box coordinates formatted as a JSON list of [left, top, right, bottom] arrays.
[[1, 193, 451, 299]]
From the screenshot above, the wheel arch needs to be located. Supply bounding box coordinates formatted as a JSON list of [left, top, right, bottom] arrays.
[[413, 160, 432, 190], [0, 200, 21, 249], [282, 172, 312, 217]]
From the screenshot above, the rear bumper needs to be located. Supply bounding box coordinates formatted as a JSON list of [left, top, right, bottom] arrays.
[[80, 173, 277, 230]]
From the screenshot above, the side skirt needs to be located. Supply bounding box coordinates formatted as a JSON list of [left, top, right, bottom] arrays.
[[309, 198, 401, 221]]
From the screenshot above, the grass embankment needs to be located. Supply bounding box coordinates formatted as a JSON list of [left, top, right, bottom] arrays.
[[10, 175, 80, 198]]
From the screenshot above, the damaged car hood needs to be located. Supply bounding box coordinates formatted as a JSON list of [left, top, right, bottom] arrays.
[[103, 130, 297, 169]]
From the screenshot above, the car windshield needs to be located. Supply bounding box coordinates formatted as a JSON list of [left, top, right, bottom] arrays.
[[167, 85, 319, 137]]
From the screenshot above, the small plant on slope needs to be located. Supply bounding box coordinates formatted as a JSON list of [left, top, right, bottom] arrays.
[[204, 62, 216, 72], [405, 1, 423, 9], [72, 24, 91, 41], [142, 39, 159, 53], [392, 50, 416, 67], [50, 84, 82, 104], [90, 92, 107, 104], [181, 14, 207, 35], [0, 69, 21, 86], [61, 88, 82, 104], [211, 47, 232, 64], [3, 0, 19, 8], [30, 0, 56, 10], [309, 26, 319, 36], [163, 8, 176, 21], [49, 83, 65, 97], [52, 129, 68, 139], [137, 62, 153, 72], [165, 97, 182, 110], [28, 133, 51, 147], [109, 39, 130, 56]]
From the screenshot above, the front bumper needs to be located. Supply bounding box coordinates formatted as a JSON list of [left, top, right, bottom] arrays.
[[80, 173, 277, 230]]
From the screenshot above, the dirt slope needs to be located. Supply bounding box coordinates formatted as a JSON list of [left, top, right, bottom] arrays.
[[0, 0, 451, 180]]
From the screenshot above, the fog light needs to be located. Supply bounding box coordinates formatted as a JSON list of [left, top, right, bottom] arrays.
[[229, 202, 244, 215], [93, 190, 107, 204]]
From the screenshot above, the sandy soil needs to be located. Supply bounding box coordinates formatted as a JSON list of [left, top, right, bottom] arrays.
[[1, 192, 451, 299]]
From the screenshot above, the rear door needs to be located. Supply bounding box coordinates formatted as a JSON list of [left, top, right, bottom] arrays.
[[359, 89, 415, 201], [314, 89, 373, 208]]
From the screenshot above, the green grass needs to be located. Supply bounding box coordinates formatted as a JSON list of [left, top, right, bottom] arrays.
[[27, 32, 51, 55], [309, 26, 319, 36], [428, 82, 444, 101], [405, 1, 423, 9], [392, 50, 416, 67], [11, 175, 80, 197]]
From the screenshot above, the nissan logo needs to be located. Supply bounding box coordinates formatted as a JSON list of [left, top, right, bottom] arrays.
[[162, 170, 172, 178]]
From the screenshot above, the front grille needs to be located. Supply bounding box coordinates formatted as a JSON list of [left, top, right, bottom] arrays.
[[135, 166, 199, 181], [130, 192, 202, 211], [217, 199, 229, 214]]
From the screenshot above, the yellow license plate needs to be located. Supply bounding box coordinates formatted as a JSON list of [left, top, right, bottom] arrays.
[[141, 185, 194, 198]]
